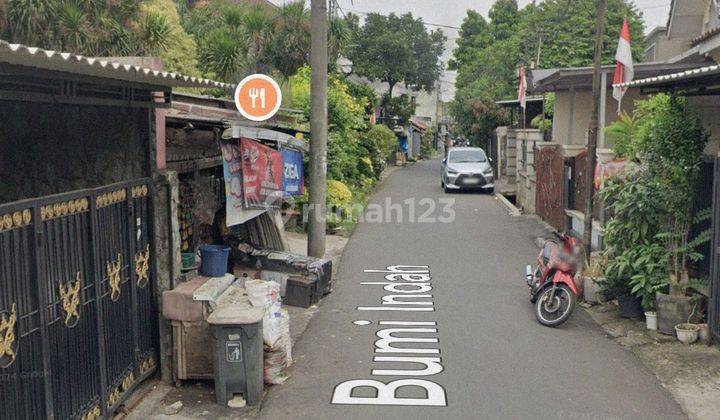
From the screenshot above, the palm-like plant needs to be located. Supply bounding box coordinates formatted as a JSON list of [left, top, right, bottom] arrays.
[[241, 5, 271, 74], [53, 0, 94, 53], [1, 0, 173, 58], [268, 0, 310, 80], [137, 12, 172, 55], [198, 27, 241, 81]]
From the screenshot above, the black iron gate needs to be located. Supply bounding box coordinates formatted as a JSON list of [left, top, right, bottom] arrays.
[[0, 179, 157, 420], [710, 159, 720, 344]]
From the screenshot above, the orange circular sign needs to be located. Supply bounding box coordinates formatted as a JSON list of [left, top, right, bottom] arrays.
[[234, 74, 282, 122]]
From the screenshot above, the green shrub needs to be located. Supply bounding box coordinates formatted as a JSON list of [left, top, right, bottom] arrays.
[[327, 180, 352, 207], [601, 93, 710, 304], [364, 125, 396, 179]]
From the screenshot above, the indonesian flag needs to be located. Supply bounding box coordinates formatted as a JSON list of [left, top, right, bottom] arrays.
[[612, 18, 634, 112], [518, 65, 527, 110]]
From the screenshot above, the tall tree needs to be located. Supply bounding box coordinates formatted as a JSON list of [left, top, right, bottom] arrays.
[[267, 0, 311, 80], [346, 12, 445, 98], [449, 0, 645, 145], [524, 0, 644, 68], [447, 10, 492, 70], [488, 0, 520, 42]]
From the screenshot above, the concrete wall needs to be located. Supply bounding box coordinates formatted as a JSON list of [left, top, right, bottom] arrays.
[[0, 101, 150, 202], [514, 129, 544, 214], [552, 87, 644, 148], [645, 28, 694, 62], [667, 0, 706, 42]]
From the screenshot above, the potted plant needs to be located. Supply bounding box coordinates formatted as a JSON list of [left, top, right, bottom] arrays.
[[600, 172, 668, 319], [675, 323, 699, 344]]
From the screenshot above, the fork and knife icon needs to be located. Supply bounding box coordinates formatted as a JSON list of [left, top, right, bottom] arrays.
[[248, 88, 266, 109]]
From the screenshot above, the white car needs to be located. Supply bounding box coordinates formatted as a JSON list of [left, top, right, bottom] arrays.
[[441, 147, 494, 193]]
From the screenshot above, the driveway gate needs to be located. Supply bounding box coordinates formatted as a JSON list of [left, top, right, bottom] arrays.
[[535, 146, 566, 231], [0, 179, 157, 420], [711, 159, 720, 344]]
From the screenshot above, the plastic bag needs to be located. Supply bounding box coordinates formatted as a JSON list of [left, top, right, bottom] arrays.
[[246, 280, 281, 316], [263, 309, 292, 385], [246, 280, 286, 346]]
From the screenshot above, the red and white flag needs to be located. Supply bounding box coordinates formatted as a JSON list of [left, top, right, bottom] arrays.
[[612, 18, 634, 113], [518, 65, 527, 110]]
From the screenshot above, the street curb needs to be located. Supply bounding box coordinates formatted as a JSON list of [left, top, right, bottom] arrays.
[[494, 192, 521, 216]]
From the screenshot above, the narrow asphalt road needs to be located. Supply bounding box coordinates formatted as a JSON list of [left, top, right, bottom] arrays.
[[259, 158, 686, 419]]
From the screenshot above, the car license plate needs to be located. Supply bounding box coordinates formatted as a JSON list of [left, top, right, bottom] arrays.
[[463, 178, 480, 185]]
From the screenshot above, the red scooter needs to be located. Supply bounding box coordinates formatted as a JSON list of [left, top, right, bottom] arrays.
[[525, 231, 583, 327]]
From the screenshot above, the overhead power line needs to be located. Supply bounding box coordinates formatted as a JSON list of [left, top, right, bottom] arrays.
[[339, 6, 461, 30]]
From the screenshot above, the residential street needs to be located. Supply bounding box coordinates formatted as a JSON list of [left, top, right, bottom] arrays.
[[259, 158, 686, 419]]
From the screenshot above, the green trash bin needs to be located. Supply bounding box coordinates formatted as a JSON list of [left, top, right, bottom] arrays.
[[207, 304, 265, 406]]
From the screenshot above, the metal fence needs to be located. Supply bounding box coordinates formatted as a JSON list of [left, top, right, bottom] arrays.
[[0, 179, 157, 420], [711, 159, 720, 344]]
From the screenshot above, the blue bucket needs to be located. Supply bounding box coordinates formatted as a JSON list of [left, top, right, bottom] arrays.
[[199, 245, 231, 277]]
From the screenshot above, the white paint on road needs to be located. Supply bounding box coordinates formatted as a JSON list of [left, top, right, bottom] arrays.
[[332, 265, 447, 407]]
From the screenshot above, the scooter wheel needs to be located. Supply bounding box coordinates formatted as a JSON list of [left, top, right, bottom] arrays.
[[535, 284, 575, 327]]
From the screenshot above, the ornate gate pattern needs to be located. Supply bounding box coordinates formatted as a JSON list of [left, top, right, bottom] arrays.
[[535, 146, 566, 231], [0, 179, 157, 420]]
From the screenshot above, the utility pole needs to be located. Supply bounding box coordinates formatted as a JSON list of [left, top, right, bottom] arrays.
[[583, 0, 606, 259], [308, 0, 328, 258]]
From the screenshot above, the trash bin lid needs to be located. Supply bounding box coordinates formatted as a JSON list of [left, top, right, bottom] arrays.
[[206, 304, 265, 325]]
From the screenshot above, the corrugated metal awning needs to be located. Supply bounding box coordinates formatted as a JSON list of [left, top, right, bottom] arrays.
[[0, 40, 235, 91], [222, 126, 309, 152], [613, 64, 720, 90]]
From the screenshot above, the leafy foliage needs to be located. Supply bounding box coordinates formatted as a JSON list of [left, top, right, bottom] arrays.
[[327, 180, 353, 207], [600, 94, 711, 304], [531, 93, 554, 132], [518, 0, 645, 68], [365, 125, 397, 179], [140, 0, 199, 75], [345, 11, 445, 96], [381, 94, 416, 127], [450, 0, 644, 144], [290, 66, 391, 189], [0, 0, 199, 75], [603, 111, 635, 159]]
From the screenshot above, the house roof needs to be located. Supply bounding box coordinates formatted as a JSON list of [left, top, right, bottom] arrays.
[[0, 40, 235, 91], [529, 61, 707, 93], [645, 26, 668, 41], [613, 63, 720, 93]]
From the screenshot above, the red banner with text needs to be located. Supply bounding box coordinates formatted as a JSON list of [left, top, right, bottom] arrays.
[[241, 137, 284, 209]]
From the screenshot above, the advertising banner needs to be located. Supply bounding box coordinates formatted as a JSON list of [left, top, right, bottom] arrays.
[[281, 148, 304, 196], [221, 141, 266, 226], [241, 138, 284, 209], [594, 159, 634, 190]]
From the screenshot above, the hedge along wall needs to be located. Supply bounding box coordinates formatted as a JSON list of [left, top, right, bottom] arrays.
[[0, 101, 151, 203]]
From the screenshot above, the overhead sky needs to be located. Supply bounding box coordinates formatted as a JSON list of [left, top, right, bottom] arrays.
[[271, 1, 671, 49]]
